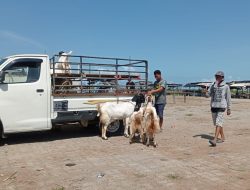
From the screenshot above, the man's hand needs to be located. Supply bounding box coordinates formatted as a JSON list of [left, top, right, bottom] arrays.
[[203, 88, 209, 98], [202, 89, 208, 93], [227, 109, 231, 115], [148, 87, 164, 95], [147, 90, 153, 95]]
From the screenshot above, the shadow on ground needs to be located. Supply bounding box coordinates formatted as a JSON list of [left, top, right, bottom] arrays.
[[193, 134, 214, 140], [0, 124, 105, 146]]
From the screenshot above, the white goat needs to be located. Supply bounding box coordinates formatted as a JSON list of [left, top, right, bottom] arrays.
[[97, 102, 135, 140], [52, 51, 72, 74], [97, 93, 145, 140]]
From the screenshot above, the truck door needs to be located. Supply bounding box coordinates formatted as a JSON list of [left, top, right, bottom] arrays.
[[0, 57, 49, 132]]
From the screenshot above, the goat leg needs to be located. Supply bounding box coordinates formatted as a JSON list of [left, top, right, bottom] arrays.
[[129, 133, 134, 144], [153, 134, 157, 147], [142, 133, 146, 145], [129, 124, 135, 144], [124, 118, 130, 138], [139, 127, 144, 143], [146, 134, 150, 147], [102, 125, 108, 140]]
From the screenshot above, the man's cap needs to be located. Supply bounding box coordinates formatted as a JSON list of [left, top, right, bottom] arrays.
[[215, 71, 224, 77]]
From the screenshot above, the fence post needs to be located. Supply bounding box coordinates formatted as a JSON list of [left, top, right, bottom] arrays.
[[52, 56, 56, 94], [115, 59, 119, 102], [173, 93, 176, 104], [184, 93, 186, 103], [80, 56, 83, 94], [145, 61, 148, 90]]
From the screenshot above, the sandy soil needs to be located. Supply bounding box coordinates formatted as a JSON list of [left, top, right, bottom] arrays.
[[0, 96, 250, 190]]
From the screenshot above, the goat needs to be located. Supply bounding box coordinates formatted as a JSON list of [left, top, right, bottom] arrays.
[[143, 95, 160, 147], [97, 93, 145, 140], [52, 51, 72, 74], [129, 107, 145, 144]]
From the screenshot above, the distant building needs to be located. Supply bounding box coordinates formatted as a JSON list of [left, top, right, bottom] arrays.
[[184, 80, 250, 98], [184, 82, 212, 89], [229, 80, 250, 89]]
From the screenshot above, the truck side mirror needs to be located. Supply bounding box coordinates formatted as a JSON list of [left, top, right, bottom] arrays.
[[0, 71, 6, 83]]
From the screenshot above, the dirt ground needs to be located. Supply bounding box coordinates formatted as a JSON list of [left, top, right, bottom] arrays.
[[0, 96, 250, 190]]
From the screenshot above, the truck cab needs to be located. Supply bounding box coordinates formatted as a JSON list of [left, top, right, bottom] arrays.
[[0, 55, 51, 136]]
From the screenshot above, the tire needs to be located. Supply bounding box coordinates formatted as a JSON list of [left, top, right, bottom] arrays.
[[107, 120, 124, 136], [80, 119, 88, 127]]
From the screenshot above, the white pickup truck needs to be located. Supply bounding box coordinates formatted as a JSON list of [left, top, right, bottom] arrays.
[[0, 53, 148, 138]]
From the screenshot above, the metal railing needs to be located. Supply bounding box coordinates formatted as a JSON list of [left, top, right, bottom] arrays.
[[50, 54, 148, 96]]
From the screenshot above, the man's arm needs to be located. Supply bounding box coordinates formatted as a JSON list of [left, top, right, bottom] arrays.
[[205, 83, 214, 98], [126, 82, 129, 89], [148, 86, 164, 95]]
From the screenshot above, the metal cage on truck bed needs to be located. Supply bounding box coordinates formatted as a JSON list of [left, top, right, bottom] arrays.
[[50, 54, 149, 96]]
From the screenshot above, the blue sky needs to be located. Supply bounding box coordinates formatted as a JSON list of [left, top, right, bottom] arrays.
[[0, 0, 249, 83]]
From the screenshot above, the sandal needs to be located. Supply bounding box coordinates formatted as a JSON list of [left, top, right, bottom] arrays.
[[216, 139, 224, 143], [209, 140, 216, 147]]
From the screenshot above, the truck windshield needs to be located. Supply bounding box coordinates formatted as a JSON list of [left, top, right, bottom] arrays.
[[0, 58, 7, 66]]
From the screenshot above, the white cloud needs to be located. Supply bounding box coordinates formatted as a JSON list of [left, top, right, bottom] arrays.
[[0, 30, 46, 50]]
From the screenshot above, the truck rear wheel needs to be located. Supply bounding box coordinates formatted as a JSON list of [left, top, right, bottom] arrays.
[[107, 120, 124, 136], [80, 119, 88, 127]]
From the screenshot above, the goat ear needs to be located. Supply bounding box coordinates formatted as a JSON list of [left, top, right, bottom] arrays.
[[68, 51, 73, 55]]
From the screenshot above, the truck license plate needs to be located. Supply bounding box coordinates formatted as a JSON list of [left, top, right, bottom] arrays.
[[54, 100, 68, 111]]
